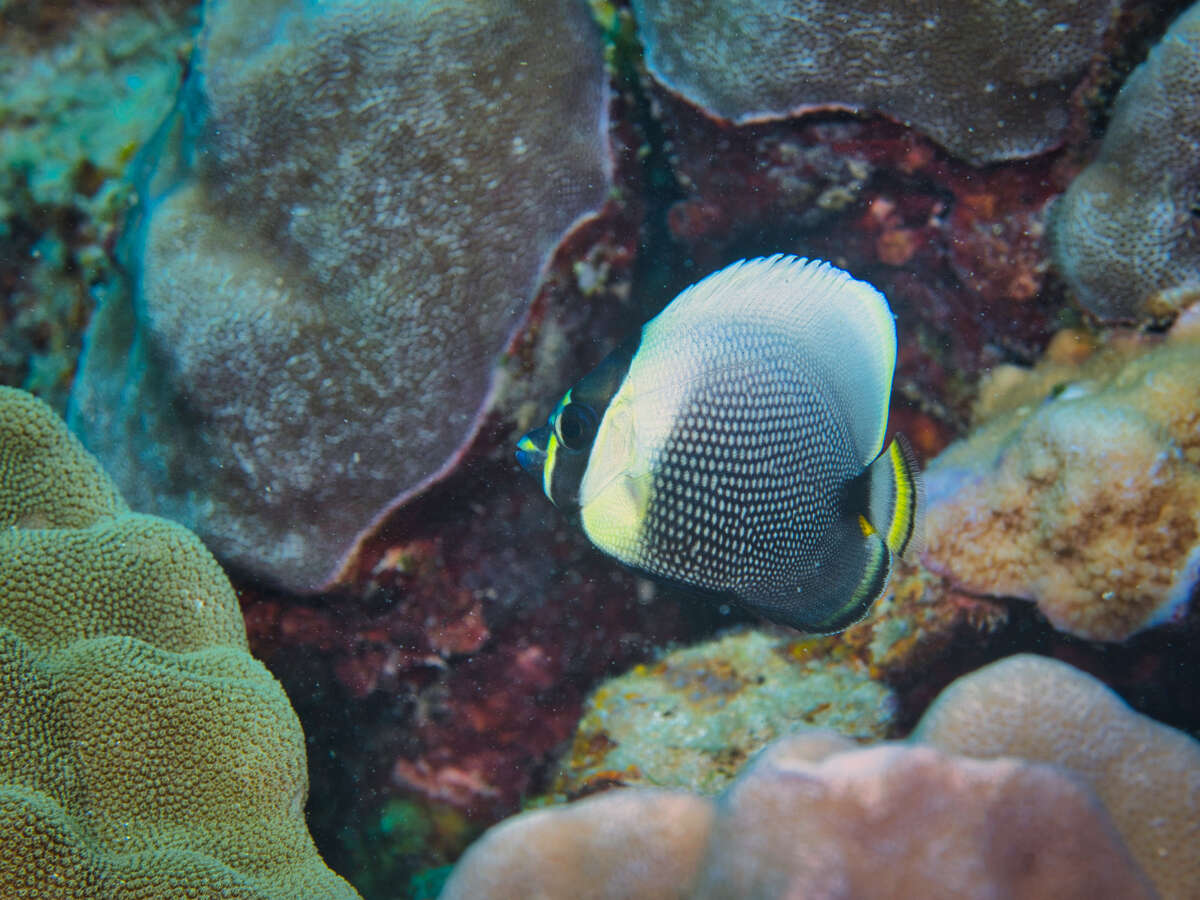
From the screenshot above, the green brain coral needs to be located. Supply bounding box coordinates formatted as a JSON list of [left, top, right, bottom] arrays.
[[0, 386, 358, 898]]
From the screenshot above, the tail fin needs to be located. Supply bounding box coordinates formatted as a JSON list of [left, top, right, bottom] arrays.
[[865, 434, 924, 561]]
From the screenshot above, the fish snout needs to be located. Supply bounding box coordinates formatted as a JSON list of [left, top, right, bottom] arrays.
[[516, 425, 551, 474]]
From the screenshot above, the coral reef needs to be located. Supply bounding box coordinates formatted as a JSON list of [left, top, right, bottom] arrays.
[[11, 3, 1200, 898], [921, 306, 1200, 641], [69, 0, 614, 592], [442, 655, 1200, 898], [916, 654, 1200, 899], [0, 386, 357, 898], [443, 732, 1154, 899], [632, 0, 1120, 164], [1051, 2, 1200, 322], [0, 3, 195, 409]]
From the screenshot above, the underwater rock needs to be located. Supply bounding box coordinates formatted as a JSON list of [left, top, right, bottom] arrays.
[[69, 0, 612, 592], [631, 0, 1120, 165], [1051, 2, 1200, 322], [916, 654, 1200, 900], [0, 387, 358, 898], [443, 733, 1154, 899], [921, 309, 1200, 641], [0, 4, 195, 410], [553, 629, 898, 798]]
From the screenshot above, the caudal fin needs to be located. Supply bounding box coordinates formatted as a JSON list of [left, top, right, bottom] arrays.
[[865, 434, 924, 561]]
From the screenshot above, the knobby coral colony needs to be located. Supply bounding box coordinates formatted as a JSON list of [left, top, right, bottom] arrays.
[[0, 387, 359, 898], [1050, 1, 1200, 322]]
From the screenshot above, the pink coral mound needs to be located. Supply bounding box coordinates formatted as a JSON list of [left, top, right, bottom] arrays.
[[441, 731, 1153, 899], [692, 738, 1151, 900], [916, 654, 1200, 900]]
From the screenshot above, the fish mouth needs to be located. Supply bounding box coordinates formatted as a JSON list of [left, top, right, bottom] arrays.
[[515, 425, 551, 474]]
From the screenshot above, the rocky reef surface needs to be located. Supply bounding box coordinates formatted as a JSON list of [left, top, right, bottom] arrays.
[[2, 1, 1199, 899]]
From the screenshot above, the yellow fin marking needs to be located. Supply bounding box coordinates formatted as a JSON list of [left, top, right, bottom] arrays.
[[858, 514, 876, 537], [885, 438, 917, 556]]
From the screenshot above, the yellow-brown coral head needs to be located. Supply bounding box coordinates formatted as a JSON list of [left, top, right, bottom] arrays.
[[0, 386, 360, 899]]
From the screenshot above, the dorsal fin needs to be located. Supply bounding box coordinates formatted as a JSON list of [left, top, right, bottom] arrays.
[[645, 255, 897, 466]]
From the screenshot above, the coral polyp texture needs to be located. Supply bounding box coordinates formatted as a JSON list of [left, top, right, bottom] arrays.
[[554, 628, 898, 798], [920, 309, 1200, 641], [69, 0, 612, 591], [1051, 2, 1200, 322], [631, 0, 1119, 164], [442, 734, 1154, 899], [915, 655, 1200, 900], [0, 386, 358, 898], [443, 654, 1200, 898]]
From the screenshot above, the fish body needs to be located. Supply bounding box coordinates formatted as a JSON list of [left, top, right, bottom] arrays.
[[516, 255, 922, 632]]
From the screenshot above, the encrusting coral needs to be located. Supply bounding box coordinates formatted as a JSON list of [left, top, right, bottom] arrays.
[[920, 306, 1200, 641], [69, 0, 613, 592], [631, 0, 1119, 164], [440, 654, 1199, 899], [0, 386, 358, 898], [1051, 1, 1200, 322], [553, 628, 897, 798]]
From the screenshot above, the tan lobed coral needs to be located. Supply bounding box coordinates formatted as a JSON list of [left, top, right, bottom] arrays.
[[442, 654, 1200, 898], [1050, 2, 1200, 322], [631, 0, 1119, 165], [915, 654, 1200, 900], [0, 386, 358, 898], [919, 308, 1200, 641], [442, 732, 1154, 899], [70, 0, 612, 592]]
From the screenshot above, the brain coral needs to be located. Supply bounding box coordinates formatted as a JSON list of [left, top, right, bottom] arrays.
[[0, 386, 358, 898], [631, 0, 1119, 164], [920, 310, 1200, 641], [442, 731, 1154, 899], [1051, 2, 1200, 322], [916, 654, 1200, 900], [69, 0, 611, 591]]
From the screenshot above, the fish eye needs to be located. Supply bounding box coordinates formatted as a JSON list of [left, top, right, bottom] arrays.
[[554, 402, 598, 452]]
